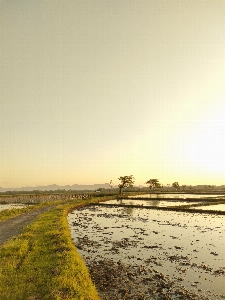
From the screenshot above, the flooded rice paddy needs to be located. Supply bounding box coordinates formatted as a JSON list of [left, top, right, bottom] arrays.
[[129, 193, 225, 200], [99, 199, 202, 207], [0, 203, 27, 212], [68, 200, 225, 300], [191, 204, 225, 212]]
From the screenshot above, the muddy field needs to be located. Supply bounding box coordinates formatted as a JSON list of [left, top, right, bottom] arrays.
[[68, 204, 225, 300]]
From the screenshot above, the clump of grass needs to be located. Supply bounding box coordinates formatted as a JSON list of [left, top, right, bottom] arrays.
[[0, 205, 41, 222], [0, 199, 105, 300], [0, 199, 79, 222]]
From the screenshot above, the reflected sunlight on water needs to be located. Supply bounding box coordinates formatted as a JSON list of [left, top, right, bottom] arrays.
[[0, 204, 27, 212], [192, 204, 225, 211], [129, 193, 225, 199], [68, 204, 225, 299], [99, 199, 202, 207]]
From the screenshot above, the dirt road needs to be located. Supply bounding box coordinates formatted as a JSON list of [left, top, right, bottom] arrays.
[[0, 206, 55, 246]]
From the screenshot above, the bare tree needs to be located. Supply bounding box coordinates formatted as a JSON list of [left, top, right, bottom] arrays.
[[109, 180, 114, 189]]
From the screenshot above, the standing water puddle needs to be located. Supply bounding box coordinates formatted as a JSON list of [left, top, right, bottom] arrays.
[[99, 199, 203, 207], [191, 204, 225, 212], [68, 205, 225, 300], [0, 204, 27, 212], [129, 193, 225, 199]]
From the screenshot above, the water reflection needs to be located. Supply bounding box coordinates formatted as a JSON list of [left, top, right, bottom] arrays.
[[99, 199, 202, 207], [129, 193, 225, 199], [68, 205, 225, 299], [120, 206, 134, 215], [148, 200, 160, 206], [0, 204, 27, 212], [192, 204, 225, 211]]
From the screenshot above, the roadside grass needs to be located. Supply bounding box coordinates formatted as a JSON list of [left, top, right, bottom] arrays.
[[0, 198, 111, 300], [0, 199, 75, 222], [0, 204, 44, 222]]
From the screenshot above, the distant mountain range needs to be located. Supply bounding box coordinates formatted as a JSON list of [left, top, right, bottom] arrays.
[[1, 183, 224, 193], [0, 183, 111, 192]]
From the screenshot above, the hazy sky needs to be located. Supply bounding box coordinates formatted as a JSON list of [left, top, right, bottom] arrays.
[[1, 0, 225, 188]]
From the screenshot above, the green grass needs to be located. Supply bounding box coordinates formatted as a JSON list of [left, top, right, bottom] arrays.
[[0, 198, 113, 300], [0, 204, 43, 222], [0, 199, 76, 222]]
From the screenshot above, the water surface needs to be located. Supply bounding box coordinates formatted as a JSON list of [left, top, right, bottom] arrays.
[[129, 193, 225, 199], [99, 199, 202, 207], [68, 205, 225, 299], [0, 204, 27, 212], [192, 204, 225, 211]]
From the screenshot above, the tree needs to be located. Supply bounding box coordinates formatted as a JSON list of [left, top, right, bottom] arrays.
[[118, 175, 135, 194], [208, 185, 216, 190], [181, 185, 186, 191], [145, 179, 161, 190], [109, 180, 114, 189], [172, 182, 180, 191], [166, 184, 171, 191]]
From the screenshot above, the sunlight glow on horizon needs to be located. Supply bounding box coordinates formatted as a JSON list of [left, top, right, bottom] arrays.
[[1, 1, 225, 189]]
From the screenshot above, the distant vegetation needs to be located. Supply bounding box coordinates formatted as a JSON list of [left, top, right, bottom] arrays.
[[172, 182, 180, 190], [0, 179, 224, 197], [145, 179, 161, 190], [116, 176, 225, 194], [118, 175, 135, 194]]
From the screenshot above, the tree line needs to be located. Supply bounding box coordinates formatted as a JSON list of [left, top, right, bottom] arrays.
[[116, 175, 181, 194]]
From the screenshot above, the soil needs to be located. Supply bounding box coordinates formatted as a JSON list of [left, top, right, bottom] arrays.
[[87, 258, 208, 300], [68, 205, 225, 300], [0, 206, 55, 245]]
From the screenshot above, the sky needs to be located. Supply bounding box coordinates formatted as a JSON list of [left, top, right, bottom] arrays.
[[1, 0, 225, 188]]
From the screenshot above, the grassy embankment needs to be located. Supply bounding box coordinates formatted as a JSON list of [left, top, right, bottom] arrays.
[[0, 197, 111, 300]]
